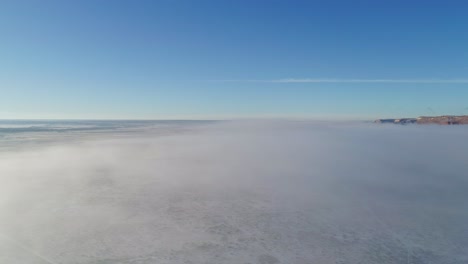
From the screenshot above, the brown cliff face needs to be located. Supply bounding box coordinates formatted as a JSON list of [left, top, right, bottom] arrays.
[[375, 116, 468, 125], [416, 116, 468, 125]]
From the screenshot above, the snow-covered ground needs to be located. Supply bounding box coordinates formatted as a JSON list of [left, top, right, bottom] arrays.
[[1, 121, 467, 263]]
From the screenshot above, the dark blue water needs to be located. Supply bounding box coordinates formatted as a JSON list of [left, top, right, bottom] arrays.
[[0, 120, 217, 150]]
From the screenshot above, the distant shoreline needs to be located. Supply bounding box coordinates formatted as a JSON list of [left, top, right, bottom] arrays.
[[375, 115, 468, 125]]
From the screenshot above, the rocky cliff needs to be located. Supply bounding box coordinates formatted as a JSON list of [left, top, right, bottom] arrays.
[[375, 115, 468, 125], [416, 116, 468, 125]]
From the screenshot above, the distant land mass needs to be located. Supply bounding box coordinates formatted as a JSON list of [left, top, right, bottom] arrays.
[[375, 115, 468, 125]]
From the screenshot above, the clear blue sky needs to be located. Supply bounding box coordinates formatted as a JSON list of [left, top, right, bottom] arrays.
[[1, 0, 468, 119]]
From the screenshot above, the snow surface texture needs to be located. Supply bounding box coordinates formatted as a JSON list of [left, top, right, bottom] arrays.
[[1, 121, 468, 264]]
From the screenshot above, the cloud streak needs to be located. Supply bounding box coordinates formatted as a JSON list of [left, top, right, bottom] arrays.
[[211, 78, 468, 84]]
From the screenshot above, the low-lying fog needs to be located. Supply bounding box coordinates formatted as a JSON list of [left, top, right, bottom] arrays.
[[1, 121, 467, 264]]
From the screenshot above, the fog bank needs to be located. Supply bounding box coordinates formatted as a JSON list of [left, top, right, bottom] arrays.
[[1, 121, 468, 264]]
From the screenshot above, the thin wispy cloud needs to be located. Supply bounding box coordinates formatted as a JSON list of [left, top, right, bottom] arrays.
[[211, 78, 468, 84]]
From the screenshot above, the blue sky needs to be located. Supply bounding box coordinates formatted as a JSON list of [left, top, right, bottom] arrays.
[[1, 0, 468, 119]]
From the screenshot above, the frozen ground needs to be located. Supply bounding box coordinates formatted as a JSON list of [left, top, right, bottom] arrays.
[[0, 121, 467, 264]]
